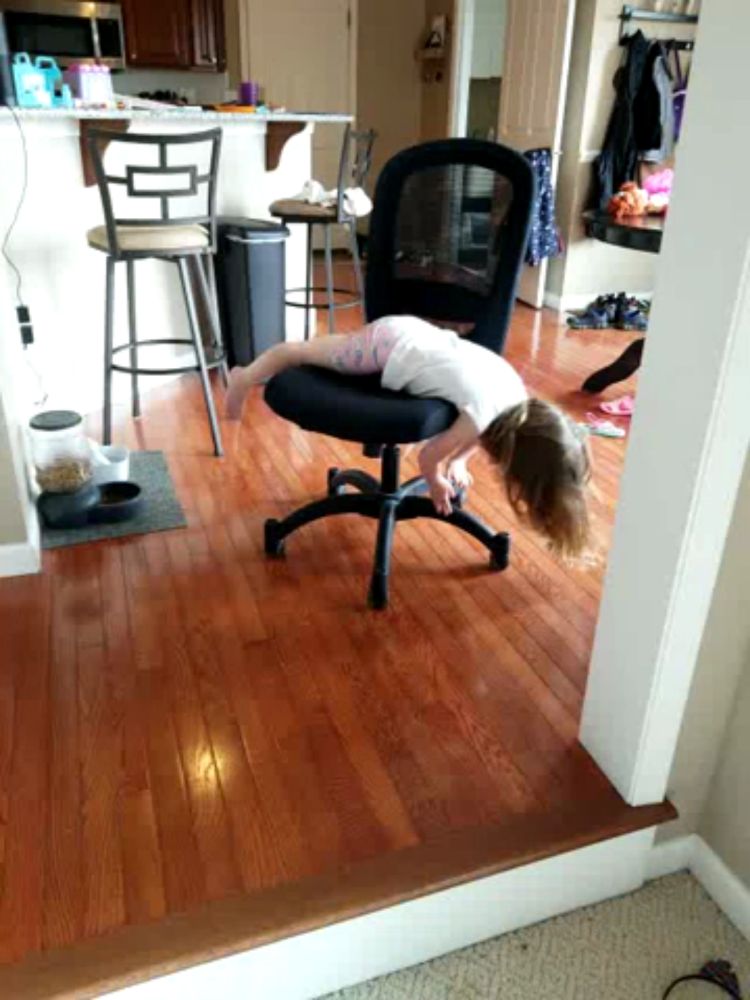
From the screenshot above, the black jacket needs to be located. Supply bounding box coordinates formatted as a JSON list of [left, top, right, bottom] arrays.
[[590, 31, 650, 209]]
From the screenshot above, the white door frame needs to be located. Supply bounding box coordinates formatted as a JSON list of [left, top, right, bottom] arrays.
[[580, 0, 750, 805], [449, 0, 749, 810], [447, 0, 475, 137]]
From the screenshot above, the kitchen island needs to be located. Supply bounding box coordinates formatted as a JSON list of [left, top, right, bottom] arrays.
[[0, 108, 351, 415]]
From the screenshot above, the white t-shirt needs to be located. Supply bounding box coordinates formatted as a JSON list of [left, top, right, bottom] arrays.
[[378, 316, 527, 434]]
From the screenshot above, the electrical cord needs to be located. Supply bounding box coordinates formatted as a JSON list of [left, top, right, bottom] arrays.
[[23, 347, 48, 408], [1, 103, 28, 306], [1, 105, 47, 406], [663, 960, 743, 999]]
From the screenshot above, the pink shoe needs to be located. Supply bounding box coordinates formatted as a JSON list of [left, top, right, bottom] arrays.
[[585, 413, 627, 438], [599, 394, 635, 417]]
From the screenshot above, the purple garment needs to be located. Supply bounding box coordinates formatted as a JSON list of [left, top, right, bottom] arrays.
[[672, 47, 689, 142]]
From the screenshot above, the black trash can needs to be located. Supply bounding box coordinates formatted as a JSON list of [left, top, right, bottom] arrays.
[[214, 217, 290, 367]]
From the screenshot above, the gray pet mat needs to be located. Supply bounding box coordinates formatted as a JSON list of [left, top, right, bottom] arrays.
[[41, 450, 187, 550]]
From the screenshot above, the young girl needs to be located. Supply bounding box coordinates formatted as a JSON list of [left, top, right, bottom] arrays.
[[226, 315, 591, 559]]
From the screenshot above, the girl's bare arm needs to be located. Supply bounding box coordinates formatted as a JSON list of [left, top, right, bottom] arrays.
[[417, 414, 479, 514]]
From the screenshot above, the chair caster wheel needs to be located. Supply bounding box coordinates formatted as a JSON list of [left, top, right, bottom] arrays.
[[264, 518, 286, 558], [328, 467, 343, 496], [367, 573, 389, 610], [489, 532, 510, 571]]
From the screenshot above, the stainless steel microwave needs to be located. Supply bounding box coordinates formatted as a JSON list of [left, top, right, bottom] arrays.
[[0, 0, 125, 69]]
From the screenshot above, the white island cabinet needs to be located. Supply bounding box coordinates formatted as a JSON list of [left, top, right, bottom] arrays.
[[0, 108, 351, 416]]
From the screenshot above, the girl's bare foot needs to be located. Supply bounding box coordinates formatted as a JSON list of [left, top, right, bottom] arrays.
[[225, 367, 250, 421]]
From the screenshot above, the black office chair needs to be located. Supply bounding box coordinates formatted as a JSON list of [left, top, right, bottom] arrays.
[[263, 139, 535, 609]]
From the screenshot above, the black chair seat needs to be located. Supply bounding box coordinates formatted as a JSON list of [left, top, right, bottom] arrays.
[[265, 366, 457, 445]]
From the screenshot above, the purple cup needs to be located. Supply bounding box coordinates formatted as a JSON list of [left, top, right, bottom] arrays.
[[238, 81, 260, 106]]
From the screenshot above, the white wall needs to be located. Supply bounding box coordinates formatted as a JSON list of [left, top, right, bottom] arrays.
[[658, 454, 750, 844], [579, 0, 750, 805], [471, 0, 506, 79], [699, 652, 750, 886], [115, 68, 232, 105], [357, 0, 424, 185], [0, 113, 312, 420], [0, 262, 40, 569], [0, 399, 28, 547]]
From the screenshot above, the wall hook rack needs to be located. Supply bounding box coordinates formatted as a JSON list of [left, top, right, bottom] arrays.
[[619, 4, 698, 50]]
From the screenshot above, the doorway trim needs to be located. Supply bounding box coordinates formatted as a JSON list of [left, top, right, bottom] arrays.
[[579, 0, 750, 806], [447, 0, 475, 137], [449, 0, 749, 811]]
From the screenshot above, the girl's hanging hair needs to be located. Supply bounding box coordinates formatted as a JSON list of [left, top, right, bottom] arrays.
[[480, 398, 591, 561]]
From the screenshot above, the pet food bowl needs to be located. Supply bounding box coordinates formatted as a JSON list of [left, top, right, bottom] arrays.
[[89, 481, 143, 524], [38, 480, 100, 529]]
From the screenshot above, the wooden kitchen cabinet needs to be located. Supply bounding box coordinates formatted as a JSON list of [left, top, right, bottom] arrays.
[[191, 0, 226, 70], [123, 0, 225, 71]]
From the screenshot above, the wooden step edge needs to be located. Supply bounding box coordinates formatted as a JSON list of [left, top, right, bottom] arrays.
[[0, 798, 676, 1000]]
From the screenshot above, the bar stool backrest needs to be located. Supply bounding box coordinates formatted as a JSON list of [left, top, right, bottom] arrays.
[[87, 128, 223, 257], [335, 124, 376, 223]]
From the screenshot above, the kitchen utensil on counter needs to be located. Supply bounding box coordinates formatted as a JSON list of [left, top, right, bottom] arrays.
[[29, 410, 93, 493]]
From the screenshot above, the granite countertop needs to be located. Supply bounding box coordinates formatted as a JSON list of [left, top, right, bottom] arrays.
[[5, 107, 353, 124]]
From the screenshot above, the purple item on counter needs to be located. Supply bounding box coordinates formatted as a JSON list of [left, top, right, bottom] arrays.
[[238, 80, 260, 105]]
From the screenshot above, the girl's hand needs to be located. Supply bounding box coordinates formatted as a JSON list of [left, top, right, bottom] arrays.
[[447, 459, 473, 492], [428, 473, 456, 516]]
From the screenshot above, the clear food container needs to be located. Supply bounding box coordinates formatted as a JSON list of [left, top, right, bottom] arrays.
[[29, 410, 93, 494]]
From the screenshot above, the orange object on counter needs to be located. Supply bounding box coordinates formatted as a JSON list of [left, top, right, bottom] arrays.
[[212, 103, 257, 113]]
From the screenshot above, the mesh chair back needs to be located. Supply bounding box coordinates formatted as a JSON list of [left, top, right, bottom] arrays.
[[87, 128, 223, 256], [335, 124, 376, 222], [365, 139, 535, 353]]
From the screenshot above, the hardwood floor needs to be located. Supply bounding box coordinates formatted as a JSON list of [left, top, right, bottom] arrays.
[[0, 270, 668, 996]]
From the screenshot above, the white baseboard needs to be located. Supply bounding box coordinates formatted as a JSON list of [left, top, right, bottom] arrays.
[[647, 833, 694, 880], [543, 290, 565, 312], [649, 834, 750, 940], [692, 837, 750, 941], [0, 532, 40, 578], [107, 828, 655, 1000]]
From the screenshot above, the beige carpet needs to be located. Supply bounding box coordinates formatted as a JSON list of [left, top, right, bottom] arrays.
[[326, 874, 750, 999]]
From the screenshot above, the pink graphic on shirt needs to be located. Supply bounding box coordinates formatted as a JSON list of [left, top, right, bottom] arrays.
[[332, 320, 399, 375]]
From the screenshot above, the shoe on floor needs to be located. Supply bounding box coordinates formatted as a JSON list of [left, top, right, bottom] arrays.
[[600, 393, 635, 417], [567, 294, 618, 329], [568, 294, 618, 318], [614, 293, 649, 332], [616, 306, 649, 332]]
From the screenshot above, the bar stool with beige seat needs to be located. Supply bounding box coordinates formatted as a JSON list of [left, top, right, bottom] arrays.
[[86, 128, 227, 456], [270, 125, 375, 338]]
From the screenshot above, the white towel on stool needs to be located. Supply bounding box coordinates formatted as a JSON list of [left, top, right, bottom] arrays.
[[294, 180, 372, 218]]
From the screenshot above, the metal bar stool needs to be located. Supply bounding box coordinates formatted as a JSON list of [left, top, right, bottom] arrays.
[[86, 128, 228, 457], [270, 125, 375, 338]]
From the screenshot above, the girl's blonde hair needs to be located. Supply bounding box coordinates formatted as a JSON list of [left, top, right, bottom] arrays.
[[480, 398, 591, 560]]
